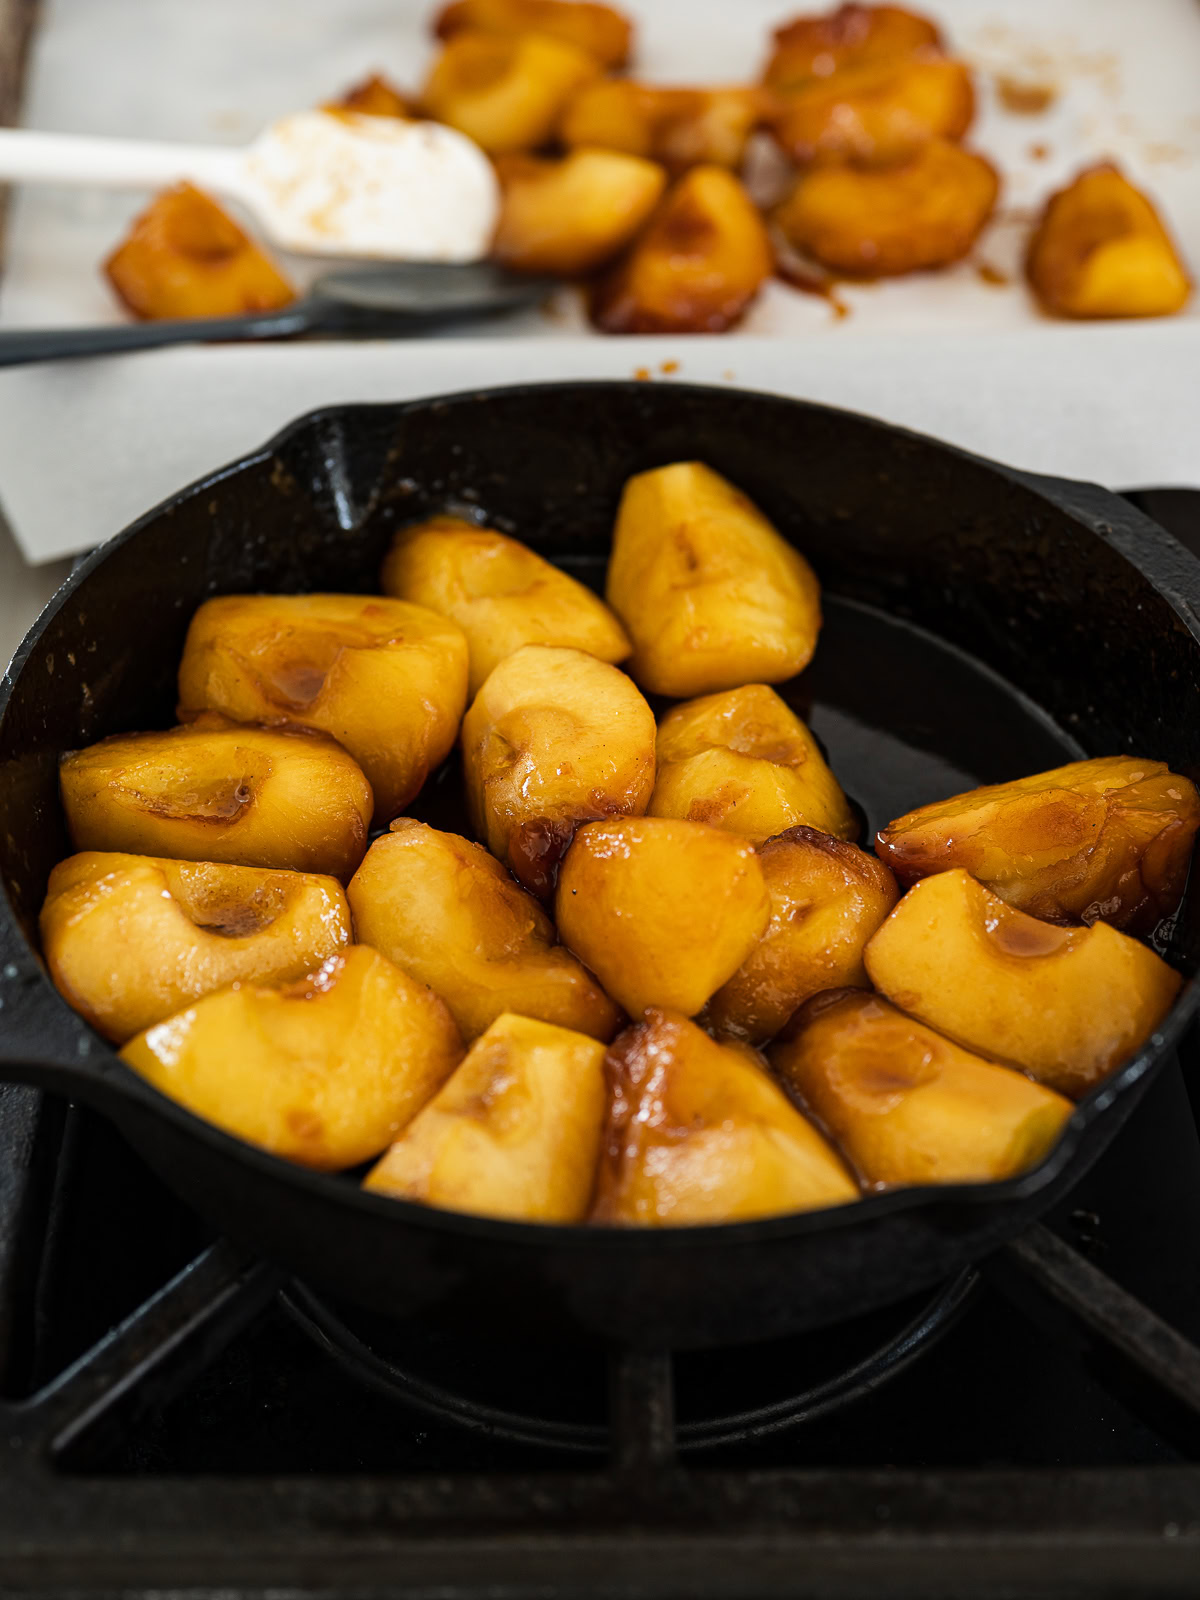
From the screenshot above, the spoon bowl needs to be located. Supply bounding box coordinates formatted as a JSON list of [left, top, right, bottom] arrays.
[[313, 261, 556, 317], [0, 111, 500, 260]]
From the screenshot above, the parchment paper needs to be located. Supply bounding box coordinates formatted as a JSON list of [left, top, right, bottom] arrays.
[[1, 0, 1198, 560]]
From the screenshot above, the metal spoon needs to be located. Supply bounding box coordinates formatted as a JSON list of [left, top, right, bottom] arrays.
[[0, 262, 557, 368]]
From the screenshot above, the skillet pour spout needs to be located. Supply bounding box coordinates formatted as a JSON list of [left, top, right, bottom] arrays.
[[1, 381, 1198, 1349]]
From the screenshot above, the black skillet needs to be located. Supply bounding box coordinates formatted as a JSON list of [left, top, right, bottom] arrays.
[[1, 381, 1198, 1351]]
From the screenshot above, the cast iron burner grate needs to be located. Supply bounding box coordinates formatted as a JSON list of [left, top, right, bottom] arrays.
[[278, 1270, 980, 1455]]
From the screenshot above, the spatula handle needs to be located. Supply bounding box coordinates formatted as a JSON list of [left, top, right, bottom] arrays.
[[0, 127, 238, 193]]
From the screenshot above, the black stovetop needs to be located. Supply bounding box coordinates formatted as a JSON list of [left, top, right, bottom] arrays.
[[0, 490, 1199, 1598]]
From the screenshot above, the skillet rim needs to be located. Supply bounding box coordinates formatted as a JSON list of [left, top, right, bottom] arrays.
[[2, 377, 1198, 1252]]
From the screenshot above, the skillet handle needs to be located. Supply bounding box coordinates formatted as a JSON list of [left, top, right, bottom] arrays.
[[0, 935, 151, 1117]]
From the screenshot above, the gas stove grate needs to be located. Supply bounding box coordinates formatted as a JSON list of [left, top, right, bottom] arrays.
[[276, 1268, 981, 1456], [1, 1081, 1200, 1599]]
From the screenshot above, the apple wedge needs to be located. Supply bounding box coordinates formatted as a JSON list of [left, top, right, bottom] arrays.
[[461, 643, 656, 898], [649, 684, 856, 842], [364, 1012, 607, 1221], [771, 989, 1073, 1187], [40, 851, 351, 1044], [763, 7, 942, 92], [420, 29, 599, 154], [176, 593, 468, 823], [1027, 163, 1191, 319], [767, 53, 975, 168], [864, 868, 1182, 1096], [592, 1009, 858, 1223], [105, 183, 294, 321], [381, 513, 630, 695], [708, 825, 898, 1044], [877, 754, 1200, 932], [121, 946, 462, 1170], [589, 166, 773, 335], [492, 149, 667, 277], [348, 818, 619, 1042], [555, 815, 770, 1019], [606, 461, 822, 698], [434, 0, 633, 72], [60, 715, 373, 881], [774, 138, 998, 278]]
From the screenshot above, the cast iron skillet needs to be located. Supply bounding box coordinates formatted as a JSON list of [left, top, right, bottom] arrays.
[[1, 381, 1198, 1351]]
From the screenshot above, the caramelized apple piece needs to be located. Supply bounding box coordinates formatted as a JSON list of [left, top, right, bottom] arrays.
[[707, 826, 898, 1044], [771, 989, 1073, 1186], [40, 852, 351, 1044], [877, 755, 1200, 932], [105, 183, 294, 321], [606, 461, 821, 697], [560, 82, 765, 172], [60, 716, 373, 881], [1026, 163, 1191, 319], [556, 816, 770, 1019], [864, 868, 1182, 1097], [590, 165, 773, 334], [381, 512, 631, 693], [328, 73, 412, 118], [650, 685, 856, 842], [121, 946, 462, 1170], [176, 593, 468, 823], [492, 148, 666, 275], [592, 1009, 857, 1223], [349, 819, 619, 1041], [775, 138, 998, 276], [420, 29, 600, 153], [461, 643, 656, 897], [434, 0, 634, 70], [763, 4, 942, 92], [365, 1012, 607, 1221], [768, 53, 974, 167]]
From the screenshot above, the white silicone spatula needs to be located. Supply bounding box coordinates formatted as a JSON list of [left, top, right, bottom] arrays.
[[0, 110, 499, 260]]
